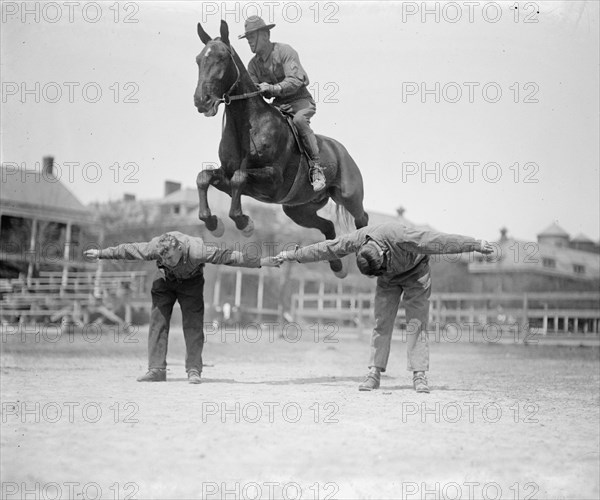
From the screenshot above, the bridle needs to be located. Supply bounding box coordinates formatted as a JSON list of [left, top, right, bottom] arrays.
[[216, 46, 262, 105]]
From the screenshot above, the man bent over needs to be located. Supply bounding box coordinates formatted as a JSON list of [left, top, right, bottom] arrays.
[[85, 231, 265, 384], [274, 222, 493, 393]]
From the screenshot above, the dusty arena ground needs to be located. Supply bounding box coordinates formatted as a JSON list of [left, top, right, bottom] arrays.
[[1, 322, 599, 500]]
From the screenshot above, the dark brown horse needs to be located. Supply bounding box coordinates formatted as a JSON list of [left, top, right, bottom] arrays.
[[193, 20, 368, 276]]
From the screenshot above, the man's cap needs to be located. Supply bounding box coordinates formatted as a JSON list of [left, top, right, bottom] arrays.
[[356, 240, 386, 277], [238, 15, 276, 39]]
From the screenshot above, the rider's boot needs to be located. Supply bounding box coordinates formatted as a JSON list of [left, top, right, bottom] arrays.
[[301, 131, 326, 192]]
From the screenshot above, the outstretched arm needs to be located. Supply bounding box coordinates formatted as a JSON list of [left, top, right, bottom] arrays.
[[397, 226, 492, 255], [192, 243, 262, 268], [276, 229, 368, 264], [84, 238, 159, 261]]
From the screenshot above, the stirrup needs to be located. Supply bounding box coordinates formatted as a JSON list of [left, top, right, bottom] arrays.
[[310, 163, 326, 191]]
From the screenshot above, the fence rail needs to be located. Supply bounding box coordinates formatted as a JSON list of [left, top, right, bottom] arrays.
[[0, 270, 148, 326], [291, 291, 600, 335]]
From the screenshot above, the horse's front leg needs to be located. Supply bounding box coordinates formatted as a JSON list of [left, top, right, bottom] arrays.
[[197, 167, 227, 237], [228, 158, 254, 237]]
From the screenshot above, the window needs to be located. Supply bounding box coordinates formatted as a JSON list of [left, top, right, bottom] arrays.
[[542, 258, 556, 268], [573, 264, 585, 274], [38, 221, 67, 260], [1, 215, 32, 254]]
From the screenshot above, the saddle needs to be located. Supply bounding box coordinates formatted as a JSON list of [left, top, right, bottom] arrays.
[[277, 107, 312, 159], [276, 107, 315, 204]]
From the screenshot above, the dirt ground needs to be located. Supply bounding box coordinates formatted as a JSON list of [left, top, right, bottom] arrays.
[[1, 323, 599, 500]]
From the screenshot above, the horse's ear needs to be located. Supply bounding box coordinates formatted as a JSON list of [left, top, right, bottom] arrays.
[[197, 23, 212, 45], [220, 20, 230, 46]]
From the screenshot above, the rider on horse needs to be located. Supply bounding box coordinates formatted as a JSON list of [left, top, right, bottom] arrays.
[[239, 15, 326, 192]]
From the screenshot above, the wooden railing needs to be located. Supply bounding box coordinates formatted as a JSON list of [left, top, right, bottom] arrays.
[[430, 292, 600, 334], [0, 270, 148, 326], [291, 291, 600, 336]]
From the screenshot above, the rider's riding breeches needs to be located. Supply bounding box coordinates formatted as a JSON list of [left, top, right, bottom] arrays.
[[287, 98, 320, 163]]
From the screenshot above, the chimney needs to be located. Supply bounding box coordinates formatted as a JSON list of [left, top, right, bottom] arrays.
[[500, 227, 508, 242], [123, 193, 136, 202], [43, 156, 54, 177], [164, 180, 182, 197], [396, 206, 405, 217]]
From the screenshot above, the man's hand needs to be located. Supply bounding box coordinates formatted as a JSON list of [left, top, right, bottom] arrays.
[[274, 250, 298, 264], [84, 249, 100, 260], [260, 256, 280, 268], [478, 240, 494, 255], [257, 82, 272, 93]]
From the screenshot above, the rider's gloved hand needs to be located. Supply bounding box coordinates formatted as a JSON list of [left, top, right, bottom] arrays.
[[257, 82, 282, 97], [258, 82, 273, 93]]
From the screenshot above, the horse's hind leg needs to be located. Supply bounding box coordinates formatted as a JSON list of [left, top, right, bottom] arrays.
[[332, 156, 369, 229], [282, 201, 345, 276], [333, 190, 369, 229]]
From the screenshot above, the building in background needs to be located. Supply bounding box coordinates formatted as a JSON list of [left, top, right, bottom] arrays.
[[467, 223, 600, 293], [0, 157, 99, 281], [2, 163, 598, 331]]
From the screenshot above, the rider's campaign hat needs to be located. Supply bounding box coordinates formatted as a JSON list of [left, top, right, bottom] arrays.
[[238, 16, 276, 39]]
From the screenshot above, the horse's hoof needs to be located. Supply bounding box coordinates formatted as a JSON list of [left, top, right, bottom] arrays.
[[241, 219, 254, 238], [331, 259, 348, 279], [210, 217, 225, 238], [333, 268, 348, 279]]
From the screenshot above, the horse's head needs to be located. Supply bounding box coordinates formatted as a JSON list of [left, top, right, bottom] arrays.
[[194, 21, 239, 117]]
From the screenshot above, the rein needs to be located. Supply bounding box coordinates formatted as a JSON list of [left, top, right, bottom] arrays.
[[213, 44, 263, 154], [217, 47, 262, 105]]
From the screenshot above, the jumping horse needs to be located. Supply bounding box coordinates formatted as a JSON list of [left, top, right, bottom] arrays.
[[193, 20, 369, 276]]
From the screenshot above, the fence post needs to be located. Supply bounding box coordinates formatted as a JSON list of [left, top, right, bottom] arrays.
[[356, 293, 363, 339], [522, 293, 529, 326], [290, 293, 297, 319], [93, 261, 103, 298]]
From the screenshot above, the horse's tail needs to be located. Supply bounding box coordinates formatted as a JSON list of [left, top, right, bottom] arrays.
[[334, 202, 354, 234]]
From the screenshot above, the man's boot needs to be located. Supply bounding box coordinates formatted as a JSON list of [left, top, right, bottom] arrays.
[[413, 371, 430, 393], [359, 369, 381, 391], [187, 369, 202, 384], [137, 368, 166, 382], [310, 162, 326, 192]]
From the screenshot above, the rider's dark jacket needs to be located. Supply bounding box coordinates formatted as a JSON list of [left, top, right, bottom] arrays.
[[247, 42, 313, 106]]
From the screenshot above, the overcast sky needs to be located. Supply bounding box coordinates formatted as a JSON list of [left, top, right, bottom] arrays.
[[2, 1, 599, 242]]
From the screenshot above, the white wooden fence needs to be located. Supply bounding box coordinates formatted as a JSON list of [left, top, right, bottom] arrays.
[[291, 291, 600, 336]]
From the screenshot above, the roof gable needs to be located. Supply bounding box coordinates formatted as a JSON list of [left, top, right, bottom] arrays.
[[1, 165, 91, 217], [538, 222, 569, 238]]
